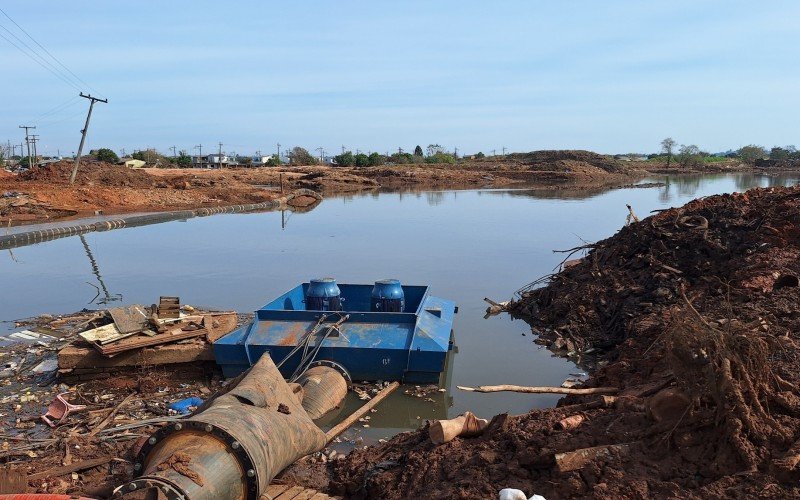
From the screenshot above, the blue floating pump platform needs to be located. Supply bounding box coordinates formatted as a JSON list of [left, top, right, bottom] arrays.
[[213, 280, 457, 383]]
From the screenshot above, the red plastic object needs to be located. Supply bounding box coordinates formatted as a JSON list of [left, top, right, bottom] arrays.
[[0, 496, 97, 499], [40, 392, 87, 427]]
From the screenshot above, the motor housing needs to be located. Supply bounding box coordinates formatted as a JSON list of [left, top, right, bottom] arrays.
[[305, 278, 342, 311], [371, 279, 405, 312]]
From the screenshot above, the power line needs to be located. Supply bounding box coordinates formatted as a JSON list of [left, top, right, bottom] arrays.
[[0, 27, 82, 92], [0, 7, 102, 97], [31, 95, 82, 122]]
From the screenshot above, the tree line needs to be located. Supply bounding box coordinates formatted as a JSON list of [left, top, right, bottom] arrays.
[[659, 138, 797, 168]]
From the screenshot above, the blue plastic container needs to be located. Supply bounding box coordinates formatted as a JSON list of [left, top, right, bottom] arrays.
[[371, 279, 405, 312], [305, 278, 342, 311]]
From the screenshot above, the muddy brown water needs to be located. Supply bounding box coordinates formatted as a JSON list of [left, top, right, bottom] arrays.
[[2, 173, 799, 447]]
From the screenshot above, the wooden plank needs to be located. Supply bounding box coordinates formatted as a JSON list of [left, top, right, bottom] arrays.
[[109, 305, 149, 334], [292, 489, 321, 500], [275, 486, 306, 499], [204, 313, 238, 342], [93, 325, 209, 356], [554, 444, 631, 473], [264, 484, 291, 498], [58, 342, 213, 370], [326, 382, 400, 444], [28, 456, 112, 481]]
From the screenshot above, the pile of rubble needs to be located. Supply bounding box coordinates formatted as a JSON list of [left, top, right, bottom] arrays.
[[0, 297, 242, 496], [330, 186, 800, 499]]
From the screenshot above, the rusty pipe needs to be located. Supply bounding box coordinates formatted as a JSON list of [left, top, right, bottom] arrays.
[[113, 354, 328, 500]]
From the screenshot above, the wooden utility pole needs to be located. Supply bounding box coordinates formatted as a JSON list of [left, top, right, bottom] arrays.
[[70, 93, 108, 184], [30, 135, 39, 166], [218, 142, 223, 168], [170, 145, 177, 164], [277, 142, 281, 161], [19, 125, 35, 168]]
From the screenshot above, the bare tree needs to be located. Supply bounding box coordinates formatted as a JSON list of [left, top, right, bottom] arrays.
[[661, 138, 677, 168]]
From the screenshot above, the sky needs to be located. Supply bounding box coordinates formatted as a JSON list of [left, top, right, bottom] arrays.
[[1, 1, 799, 158]]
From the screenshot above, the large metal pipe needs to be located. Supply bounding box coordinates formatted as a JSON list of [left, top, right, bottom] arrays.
[[113, 354, 328, 500]]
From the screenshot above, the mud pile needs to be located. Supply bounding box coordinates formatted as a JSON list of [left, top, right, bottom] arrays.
[[20, 160, 157, 188], [330, 186, 800, 499], [514, 150, 625, 174]]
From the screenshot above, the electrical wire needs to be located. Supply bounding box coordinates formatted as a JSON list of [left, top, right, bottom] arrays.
[[0, 7, 103, 97], [31, 95, 81, 121], [0, 26, 82, 92]]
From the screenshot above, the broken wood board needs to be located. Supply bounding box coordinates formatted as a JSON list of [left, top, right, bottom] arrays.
[[58, 341, 214, 370], [109, 304, 149, 334], [91, 325, 210, 356], [158, 296, 180, 319], [79, 322, 154, 345], [28, 456, 113, 481], [204, 313, 238, 342]]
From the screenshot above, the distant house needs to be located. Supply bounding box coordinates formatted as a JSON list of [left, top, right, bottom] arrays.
[[250, 155, 272, 166], [119, 158, 146, 169], [207, 154, 229, 166]]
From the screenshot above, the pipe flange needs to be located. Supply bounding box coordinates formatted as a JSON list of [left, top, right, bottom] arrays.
[[134, 419, 259, 499], [112, 476, 186, 499], [309, 359, 352, 385]]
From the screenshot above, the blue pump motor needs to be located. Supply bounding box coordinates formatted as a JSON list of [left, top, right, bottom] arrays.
[[371, 279, 405, 312], [306, 278, 342, 311]]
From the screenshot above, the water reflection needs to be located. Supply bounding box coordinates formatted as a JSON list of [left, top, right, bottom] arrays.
[[80, 234, 122, 305]]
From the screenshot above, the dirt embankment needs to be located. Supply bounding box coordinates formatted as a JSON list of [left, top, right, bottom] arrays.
[[326, 186, 800, 499], [0, 160, 288, 225]]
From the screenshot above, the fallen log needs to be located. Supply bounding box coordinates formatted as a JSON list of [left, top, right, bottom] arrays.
[[458, 385, 618, 395], [555, 443, 631, 473], [556, 414, 585, 431], [429, 411, 489, 445]]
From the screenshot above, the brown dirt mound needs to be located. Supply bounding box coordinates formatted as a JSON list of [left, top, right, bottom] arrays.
[[513, 150, 625, 174], [330, 186, 800, 499], [20, 160, 157, 188]]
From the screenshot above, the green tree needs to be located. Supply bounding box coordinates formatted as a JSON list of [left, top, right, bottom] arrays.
[[265, 155, 282, 166], [94, 148, 119, 164], [660, 137, 676, 168], [288, 147, 317, 165], [769, 146, 796, 161], [389, 152, 414, 164], [367, 152, 385, 166], [677, 144, 701, 168], [414, 145, 423, 157], [737, 145, 767, 164], [425, 152, 456, 164], [354, 153, 370, 168], [474, 152, 485, 159], [173, 150, 192, 167], [334, 151, 355, 167], [426, 144, 445, 156]]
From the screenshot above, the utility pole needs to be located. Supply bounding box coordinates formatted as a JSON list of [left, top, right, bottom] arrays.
[[316, 147, 324, 163], [491, 149, 496, 157], [277, 142, 281, 160], [502, 146, 507, 157], [341, 145, 346, 154], [194, 144, 203, 168], [454, 146, 459, 159], [170, 145, 177, 165], [19, 125, 35, 168], [121, 148, 126, 157], [30, 135, 39, 166], [398, 147, 403, 154], [70, 93, 108, 184], [218, 142, 223, 169]]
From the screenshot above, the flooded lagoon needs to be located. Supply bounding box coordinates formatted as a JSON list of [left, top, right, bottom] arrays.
[[2, 172, 799, 442]]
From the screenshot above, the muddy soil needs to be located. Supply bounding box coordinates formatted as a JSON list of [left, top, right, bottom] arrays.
[[0, 161, 284, 226], [324, 186, 800, 499]]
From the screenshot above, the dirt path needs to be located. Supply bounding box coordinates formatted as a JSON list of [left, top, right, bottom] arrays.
[[324, 186, 800, 499]]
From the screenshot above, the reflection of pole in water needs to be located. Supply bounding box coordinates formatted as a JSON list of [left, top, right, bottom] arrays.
[[281, 209, 285, 230], [80, 234, 122, 304]]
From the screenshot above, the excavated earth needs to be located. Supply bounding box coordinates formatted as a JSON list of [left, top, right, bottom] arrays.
[[325, 186, 800, 499]]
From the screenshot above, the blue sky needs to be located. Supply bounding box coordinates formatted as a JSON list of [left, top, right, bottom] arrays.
[[1, 1, 799, 157]]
